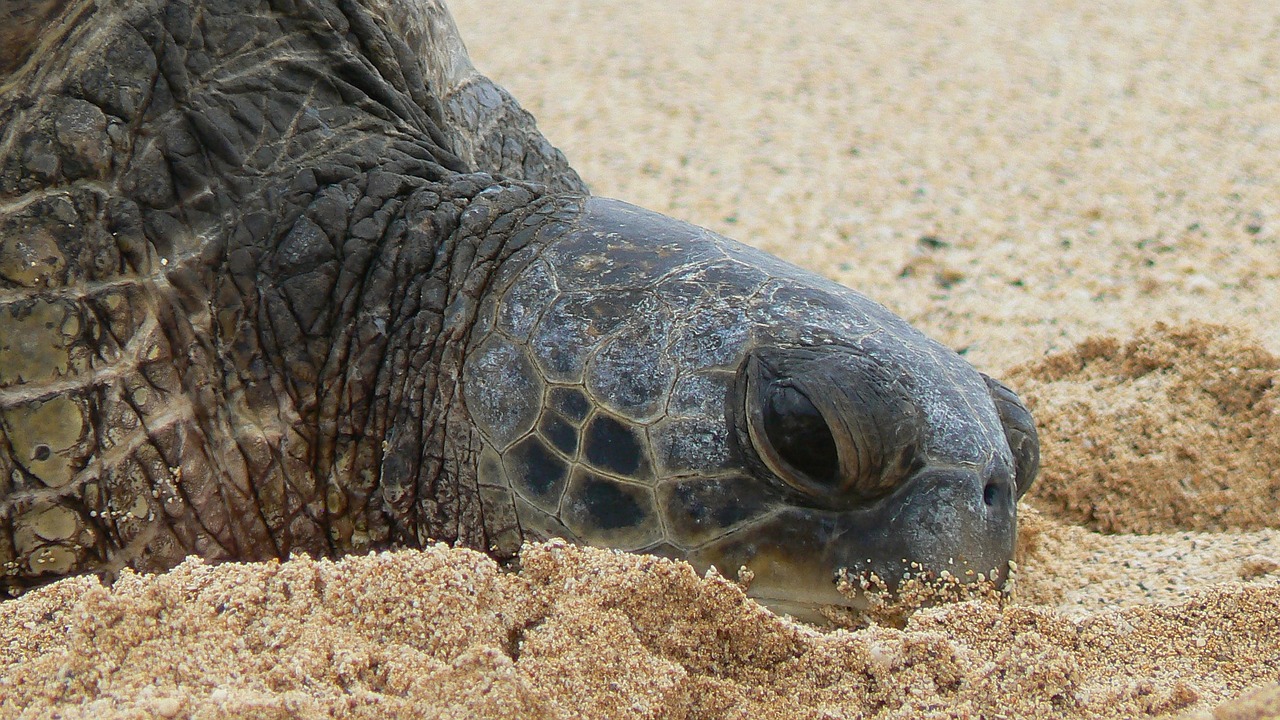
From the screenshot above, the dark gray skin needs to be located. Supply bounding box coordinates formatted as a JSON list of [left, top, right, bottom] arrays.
[[0, 0, 1038, 616]]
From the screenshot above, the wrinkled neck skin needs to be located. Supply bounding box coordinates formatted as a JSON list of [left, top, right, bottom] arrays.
[[0, 0, 585, 593]]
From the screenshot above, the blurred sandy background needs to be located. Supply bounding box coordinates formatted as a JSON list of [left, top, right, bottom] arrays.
[[3, 1, 1279, 718], [453, 0, 1280, 371]]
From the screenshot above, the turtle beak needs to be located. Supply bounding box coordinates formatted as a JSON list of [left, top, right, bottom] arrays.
[[686, 464, 1017, 621], [827, 465, 1019, 591]]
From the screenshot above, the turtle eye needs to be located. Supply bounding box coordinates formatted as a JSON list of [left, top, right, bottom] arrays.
[[740, 349, 924, 505], [761, 384, 840, 486]]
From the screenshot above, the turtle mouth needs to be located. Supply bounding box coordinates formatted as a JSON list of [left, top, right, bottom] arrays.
[[687, 464, 1018, 624], [740, 552, 1014, 626], [744, 595, 867, 626]]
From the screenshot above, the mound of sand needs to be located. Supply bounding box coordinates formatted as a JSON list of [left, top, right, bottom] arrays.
[[2, 535, 1278, 719], [1009, 322, 1280, 534]]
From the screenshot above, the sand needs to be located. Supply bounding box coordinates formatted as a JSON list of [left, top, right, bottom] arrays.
[[4, 0, 1280, 717]]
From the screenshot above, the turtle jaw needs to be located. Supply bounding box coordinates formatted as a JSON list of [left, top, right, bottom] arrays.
[[687, 464, 1018, 620], [830, 464, 1020, 591]]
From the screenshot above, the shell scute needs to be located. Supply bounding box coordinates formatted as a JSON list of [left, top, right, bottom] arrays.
[[462, 333, 543, 450], [581, 413, 652, 482], [584, 301, 676, 422], [529, 290, 642, 384], [657, 475, 773, 548]]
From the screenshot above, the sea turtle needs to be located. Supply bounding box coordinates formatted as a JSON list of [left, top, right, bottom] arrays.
[[0, 0, 1038, 616]]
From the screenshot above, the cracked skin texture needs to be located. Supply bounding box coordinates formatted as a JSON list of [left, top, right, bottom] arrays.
[[0, 0, 1037, 614], [0, 0, 592, 591]]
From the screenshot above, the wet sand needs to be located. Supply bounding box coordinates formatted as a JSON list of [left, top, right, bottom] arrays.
[[4, 1, 1279, 717]]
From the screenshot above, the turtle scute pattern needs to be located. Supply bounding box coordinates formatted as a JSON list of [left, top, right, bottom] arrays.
[[462, 198, 999, 565], [462, 207, 764, 554]]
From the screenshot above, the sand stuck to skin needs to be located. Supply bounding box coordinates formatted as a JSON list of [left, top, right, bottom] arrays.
[[5, 1, 1280, 718]]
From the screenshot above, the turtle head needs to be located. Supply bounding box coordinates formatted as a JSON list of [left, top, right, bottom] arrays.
[[704, 341, 1039, 617], [463, 196, 1038, 621]]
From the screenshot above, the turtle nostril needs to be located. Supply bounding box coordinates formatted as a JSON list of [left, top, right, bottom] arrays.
[[983, 481, 1001, 507]]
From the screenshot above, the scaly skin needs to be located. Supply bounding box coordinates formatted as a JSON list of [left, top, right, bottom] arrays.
[[0, 0, 584, 594]]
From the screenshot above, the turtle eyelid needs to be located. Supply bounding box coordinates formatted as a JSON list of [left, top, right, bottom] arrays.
[[739, 349, 933, 507], [741, 354, 850, 501]]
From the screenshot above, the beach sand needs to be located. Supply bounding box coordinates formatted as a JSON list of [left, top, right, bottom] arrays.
[[3, 1, 1279, 717]]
